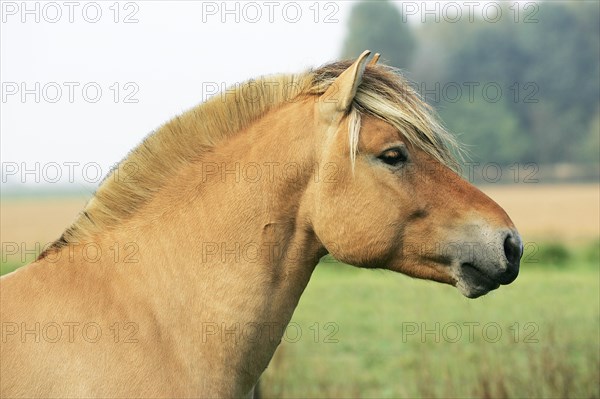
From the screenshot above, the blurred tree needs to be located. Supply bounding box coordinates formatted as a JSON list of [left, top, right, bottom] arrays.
[[577, 106, 600, 164], [439, 98, 530, 165], [341, 0, 415, 70], [438, 2, 599, 164], [517, 2, 599, 163], [410, 20, 481, 83], [339, 1, 600, 169]]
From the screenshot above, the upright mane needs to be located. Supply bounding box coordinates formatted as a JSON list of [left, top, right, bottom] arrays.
[[40, 60, 460, 257]]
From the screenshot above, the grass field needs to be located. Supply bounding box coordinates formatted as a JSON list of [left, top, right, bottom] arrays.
[[261, 258, 599, 398], [1, 184, 599, 398]]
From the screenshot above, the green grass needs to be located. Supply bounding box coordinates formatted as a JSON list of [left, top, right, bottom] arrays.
[[261, 259, 599, 398], [0, 261, 24, 276]]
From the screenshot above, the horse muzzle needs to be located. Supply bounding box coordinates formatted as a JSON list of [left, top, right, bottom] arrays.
[[454, 229, 523, 298]]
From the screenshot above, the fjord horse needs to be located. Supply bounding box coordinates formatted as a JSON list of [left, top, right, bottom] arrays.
[[0, 51, 522, 398]]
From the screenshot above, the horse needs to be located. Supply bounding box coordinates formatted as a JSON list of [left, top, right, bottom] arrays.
[[0, 51, 522, 398]]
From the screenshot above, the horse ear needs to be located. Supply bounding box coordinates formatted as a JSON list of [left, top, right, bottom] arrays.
[[368, 53, 381, 67], [319, 50, 371, 119]]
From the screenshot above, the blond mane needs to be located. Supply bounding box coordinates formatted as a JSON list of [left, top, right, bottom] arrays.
[[41, 61, 460, 256]]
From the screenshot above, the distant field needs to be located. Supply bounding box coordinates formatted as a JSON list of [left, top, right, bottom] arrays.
[[1, 195, 89, 251], [479, 184, 599, 243]]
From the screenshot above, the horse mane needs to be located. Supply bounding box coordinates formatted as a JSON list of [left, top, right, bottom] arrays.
[[39, 60, 460, 258]]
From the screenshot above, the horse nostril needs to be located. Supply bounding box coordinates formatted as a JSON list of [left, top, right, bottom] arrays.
[[496, 232, 522, 285], [503, 233, 522, 268]]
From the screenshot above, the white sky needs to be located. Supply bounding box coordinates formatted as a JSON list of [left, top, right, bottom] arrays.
[[0, 0, 534, 190]]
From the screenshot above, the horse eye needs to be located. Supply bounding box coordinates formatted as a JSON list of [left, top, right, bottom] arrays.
[[378, 147, 408, 166]]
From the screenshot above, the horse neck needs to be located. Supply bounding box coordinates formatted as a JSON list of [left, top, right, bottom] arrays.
[[95, 96, 326, 392]]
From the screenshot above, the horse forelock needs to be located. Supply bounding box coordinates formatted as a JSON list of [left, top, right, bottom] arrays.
[[309, 60, 462, 172]]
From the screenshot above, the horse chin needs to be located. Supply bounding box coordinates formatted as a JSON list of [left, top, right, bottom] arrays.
[[455, 264, 501, 299]]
